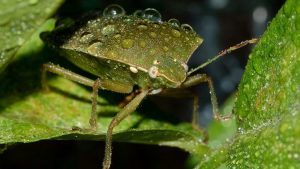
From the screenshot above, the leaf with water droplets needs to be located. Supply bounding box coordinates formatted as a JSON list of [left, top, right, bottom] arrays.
[[195, 0, 300, 168], [0, 0, 64, 72]]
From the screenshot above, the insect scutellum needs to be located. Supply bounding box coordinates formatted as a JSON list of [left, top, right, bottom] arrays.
[[40, 4, 258, 169]]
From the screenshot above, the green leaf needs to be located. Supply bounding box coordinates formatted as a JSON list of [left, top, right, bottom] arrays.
[[196, 0, 300, 168], [0, 0, 64, 72]]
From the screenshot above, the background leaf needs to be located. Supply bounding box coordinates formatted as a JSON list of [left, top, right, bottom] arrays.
[[196, 0, 300, 168], [0, 0, 64, 72]]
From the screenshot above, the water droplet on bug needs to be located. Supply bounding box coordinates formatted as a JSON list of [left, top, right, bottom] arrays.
[[29, 0, 38, 5], [101, 25, 116, 36], [181, 24, 194, 31], [153, 60, 160, 65], [139, 40, 146, 48], [148, 66, 159, 78], [129, 66, 138, 73], [80, 32, 93, 43], [171, 29, 181, 37], [143, 8, 162, 22], [149, 32, 157, 38], [137, 24, 148, 30], [133, 10, 143, 18], [103, 4, 125, 18], [168, 18, 180, 27], [113, 33, 121, 39], [163, 46, 169, 51], [87, 41, 103, 54], [122, 39, 134, 49]]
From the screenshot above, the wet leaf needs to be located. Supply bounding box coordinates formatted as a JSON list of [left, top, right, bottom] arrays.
[[0, 0, 64, 72], [196, 0, 300, 168]]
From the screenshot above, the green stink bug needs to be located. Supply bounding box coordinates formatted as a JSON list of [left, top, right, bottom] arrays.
[[40, 4, 257, 169]]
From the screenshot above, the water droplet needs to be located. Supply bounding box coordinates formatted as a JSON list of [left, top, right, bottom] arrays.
[[163, 46, 169, 51], [181, 24, 194, 31], [137, 24, 148, 30], [101, 25, 116, 36], [129, 66, 138, 73], [133, 10, 143, 18], [171, 29, 181, 37], [107, 51, 117, 58], [153, 60, 160, 65], [143, 8, 162, 22], [103, 4, 125, 18], [80, 32, 93, 43], [29, 0, 38, 5], [168, 18, 180, 27], [87, 41, 103, 54], [121, 39, 134, 49], [113, 33, 121, 38], [149, 32, 157, 38], [139, 40, 146, 48], [148, 66, 159, 78]]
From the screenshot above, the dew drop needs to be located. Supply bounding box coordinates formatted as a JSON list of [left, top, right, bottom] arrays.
[[149, 32, 157, 38], [168, 18, 180, 27], [87, 41, 103, 54], [113, 33, 121, 39], [137, 24, 148, 30], [139, 40, 146, 48], [122, 39, 134, 49], [133, 10, 143, 18], [101, 25, 116, 36], [80, 32, 93, 43], [103, 4, 125, 18], [163, 46, 169, 51], [153, 60, 160, 65], [29, 0, 38, 5], [143, 8, 162, 22], [171, 29, 181, 37], [181, 24, 194, 31], [148, 66, 159, 78]]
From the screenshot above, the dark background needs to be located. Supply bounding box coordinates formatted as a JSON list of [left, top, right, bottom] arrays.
[[0, 0, 285, 169]]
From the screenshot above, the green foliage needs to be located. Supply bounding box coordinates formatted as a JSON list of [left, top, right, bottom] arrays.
[[0, 0, 64, 72], [196, 0, 300, 168]]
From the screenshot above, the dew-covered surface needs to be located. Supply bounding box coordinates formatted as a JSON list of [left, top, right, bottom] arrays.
[[196, 0, 300, 168], [0, 0, 64, 72]]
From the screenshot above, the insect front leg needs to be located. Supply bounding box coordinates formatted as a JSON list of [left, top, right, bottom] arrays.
[[102, 89, 149, 169], [181, 73, 221, 121], [42, 62, 104, 130]]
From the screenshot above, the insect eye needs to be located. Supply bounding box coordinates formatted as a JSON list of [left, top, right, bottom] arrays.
[[103, 4, 126, 18]]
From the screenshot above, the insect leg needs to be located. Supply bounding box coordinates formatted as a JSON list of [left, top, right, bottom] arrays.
[[181, 73, 221, 120], [102, 89, 149, 169], [42, 62, 102, 130]]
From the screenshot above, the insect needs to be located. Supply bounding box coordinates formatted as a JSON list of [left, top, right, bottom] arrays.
[[40, 4, 258, 169]]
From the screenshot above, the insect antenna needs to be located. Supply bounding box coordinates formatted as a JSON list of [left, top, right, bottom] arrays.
[[187, 38, 259, 75]]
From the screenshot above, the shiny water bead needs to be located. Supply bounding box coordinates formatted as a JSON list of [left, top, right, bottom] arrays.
[[168, 18, 180, 27], [103, 4, 126, 18], [143, 8, 162, 22], [133, 10, 143, 18], [181, 24, 194, 31]]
